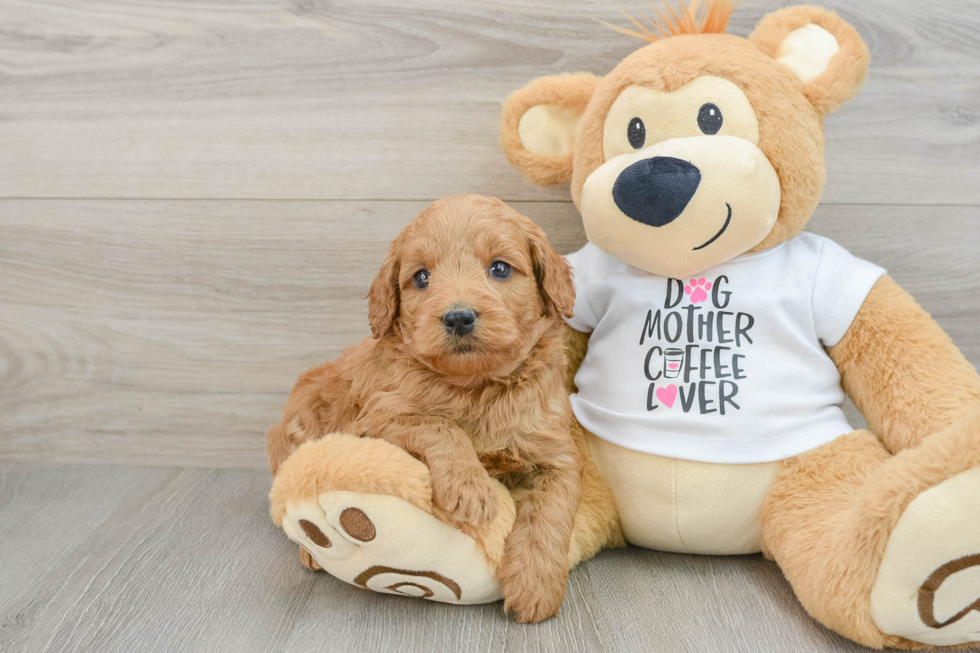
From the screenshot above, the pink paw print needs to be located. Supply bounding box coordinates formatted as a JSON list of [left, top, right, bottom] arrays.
[[685, 278, 712, 304]]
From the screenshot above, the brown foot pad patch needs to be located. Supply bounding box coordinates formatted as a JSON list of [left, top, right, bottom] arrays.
[[387, 582, 434, 598], [354, 565, 462, 600], [339, 507, 376, 542], [299, 519, 332, 548], [918, 554, 980, 629]]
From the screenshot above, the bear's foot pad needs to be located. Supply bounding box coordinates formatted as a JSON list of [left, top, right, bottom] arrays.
[[871, 467, 980, 646], [282, 491, 503, 605]]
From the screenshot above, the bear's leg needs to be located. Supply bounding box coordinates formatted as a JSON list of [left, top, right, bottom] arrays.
[[762, 412, 980, 649], [564, 329, 627, 564], [270, 433, 516, 605], [270, 428, 624, 607]]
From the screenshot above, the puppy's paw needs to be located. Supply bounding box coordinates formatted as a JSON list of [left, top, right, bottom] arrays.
[[499, 551, 568, 624], [431, 466, 499, 526]]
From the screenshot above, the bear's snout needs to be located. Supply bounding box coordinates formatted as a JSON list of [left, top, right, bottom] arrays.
[[612, 156, 701, 227]]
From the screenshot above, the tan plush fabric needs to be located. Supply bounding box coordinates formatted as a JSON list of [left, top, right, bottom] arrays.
[[500, 6, 871, 261], [519, 104, 584, 157], [270, 434, 435, 526], [270, 3, 979, 643], [749, 5, 870, 117], [271, 430, 622, 600], [580, 133, 781, 278], [775, 23, 840, 83], [567, 419, 626, 564], [829, 276, 980, 454], [588, 431, 778, 554], [561, 325, 627, 565], [499, 73, 600, 186], [281, 487, 510, 605], [762, 412, 980, 649], [498, 4, 979, 647], [870, 467, 980, 646]]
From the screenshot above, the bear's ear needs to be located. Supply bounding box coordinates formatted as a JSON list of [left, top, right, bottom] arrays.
[[500, 73, 601, 186], [749, 6, 870, 116]]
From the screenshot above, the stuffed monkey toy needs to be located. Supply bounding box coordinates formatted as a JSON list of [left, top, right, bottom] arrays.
[[268, 3, 980, 647], [498, 1, 980, 647]]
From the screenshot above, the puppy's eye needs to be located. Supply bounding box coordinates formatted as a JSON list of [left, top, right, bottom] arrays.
[[627, 117, 646, 149], [413, 269, 430, 289], [697, 103, 723, 135], [488, 261, 512, 280]]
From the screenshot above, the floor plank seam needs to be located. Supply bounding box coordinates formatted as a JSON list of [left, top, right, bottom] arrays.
[[1, 198, 979, 209]]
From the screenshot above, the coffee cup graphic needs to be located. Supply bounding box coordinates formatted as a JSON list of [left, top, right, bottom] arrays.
[[664, 348, 684, 379]]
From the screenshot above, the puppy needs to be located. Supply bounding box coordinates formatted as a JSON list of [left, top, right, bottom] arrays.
[[266, 194, 581, 623]]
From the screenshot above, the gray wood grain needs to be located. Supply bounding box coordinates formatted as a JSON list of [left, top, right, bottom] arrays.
[[1, 200, 977, 469], [0, 0, 978, 204], [5, 464, 962, 653], [0, 465, 314, 653], [1, 1, 978, 650]]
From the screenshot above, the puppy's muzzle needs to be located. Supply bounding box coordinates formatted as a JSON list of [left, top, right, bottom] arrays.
[[442, 306, 477, 336]]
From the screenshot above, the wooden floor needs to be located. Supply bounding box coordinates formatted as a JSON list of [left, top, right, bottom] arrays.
[[0, 464, 882, 653], [1, 0, 978, 651]]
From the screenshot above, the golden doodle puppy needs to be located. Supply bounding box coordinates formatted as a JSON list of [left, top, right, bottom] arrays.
[[266, 194, 580, 622]]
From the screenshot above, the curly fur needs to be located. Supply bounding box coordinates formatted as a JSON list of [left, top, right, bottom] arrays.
[[267, 194, 582, 623]]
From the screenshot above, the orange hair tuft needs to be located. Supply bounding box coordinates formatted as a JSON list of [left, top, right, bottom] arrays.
[[597, 0, 736, 43]]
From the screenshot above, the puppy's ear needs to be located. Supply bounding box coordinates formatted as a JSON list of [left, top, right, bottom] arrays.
[[525, 222, 575, 319], [367, 235, 402, 338], [500, 73, 601, 187], [750, 6, 869, 116]]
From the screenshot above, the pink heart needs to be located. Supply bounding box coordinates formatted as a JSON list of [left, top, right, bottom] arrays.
[[655, 384, 677, 408], [667, 363, 679, 369]]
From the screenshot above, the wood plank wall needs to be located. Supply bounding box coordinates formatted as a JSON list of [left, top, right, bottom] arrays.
[[1, 0, 978, 468]]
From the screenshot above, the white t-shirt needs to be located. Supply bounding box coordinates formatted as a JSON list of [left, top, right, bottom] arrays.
[[565, 232, 885, 464]]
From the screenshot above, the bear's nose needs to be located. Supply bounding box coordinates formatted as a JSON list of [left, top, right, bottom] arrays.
[[612, 156, 701, 227], [442, 307, 477, 336]]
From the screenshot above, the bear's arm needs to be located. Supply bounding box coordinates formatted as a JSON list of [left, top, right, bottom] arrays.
[[828, 275, 980, 453], [564, 324, 590, 393]]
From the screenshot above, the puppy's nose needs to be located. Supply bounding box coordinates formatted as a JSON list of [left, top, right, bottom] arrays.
[[442, 307, 477, 336], [612, 156, 701, 227]]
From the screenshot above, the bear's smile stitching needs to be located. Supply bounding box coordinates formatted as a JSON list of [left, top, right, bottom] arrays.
[[692, 203, 732, 251]]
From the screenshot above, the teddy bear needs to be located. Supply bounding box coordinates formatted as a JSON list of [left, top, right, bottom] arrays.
[[497, 1, 980, 647], [267, 2, 980, 648]]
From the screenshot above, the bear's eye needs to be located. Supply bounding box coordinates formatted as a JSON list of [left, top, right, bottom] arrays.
[[488, 261, 512, 280], [697, 103, 723, 135], [413, 269, 430, 289], [627, 117, 646, 149]]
